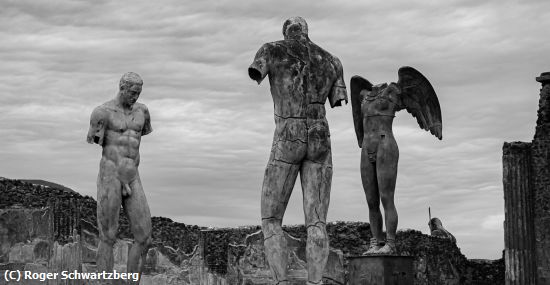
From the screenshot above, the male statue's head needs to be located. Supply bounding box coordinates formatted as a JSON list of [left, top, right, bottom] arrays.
[[283, 16, 309, 41], [118, 72, 143, 108]]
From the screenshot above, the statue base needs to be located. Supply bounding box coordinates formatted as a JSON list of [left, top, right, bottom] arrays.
[[348, 255, 414, 285]]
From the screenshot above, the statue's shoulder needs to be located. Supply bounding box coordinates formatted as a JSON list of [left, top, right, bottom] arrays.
[[133, 102, 149, 114], [266, 40, 283, 48], [95, 100, 117, 112], [257, 41, 280, 54], [308, 42, 341, 69], [330, 54, 343, 70], [90, 101, 115, 119]]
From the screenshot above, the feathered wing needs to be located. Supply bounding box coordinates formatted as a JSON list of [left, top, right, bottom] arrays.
[[350, 75, 373, 148], [397, 66, 442, 140]]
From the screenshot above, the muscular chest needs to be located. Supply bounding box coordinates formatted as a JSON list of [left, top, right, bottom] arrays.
[[107, 109, 145, 133]]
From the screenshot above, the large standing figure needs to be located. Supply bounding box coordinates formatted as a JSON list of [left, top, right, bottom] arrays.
[[248, 17, 347, 285], [87, 72, 152, 284], [350, 67, 442, 255]]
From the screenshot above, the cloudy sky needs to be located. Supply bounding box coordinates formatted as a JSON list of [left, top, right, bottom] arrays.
[[1, 0, 548, 259]]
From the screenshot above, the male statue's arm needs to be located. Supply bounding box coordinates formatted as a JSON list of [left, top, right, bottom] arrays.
[[248, 44, 269, 84], [329, 57, 348, 108], [142, 105, 153, 136], [87, 106, 108, 146]]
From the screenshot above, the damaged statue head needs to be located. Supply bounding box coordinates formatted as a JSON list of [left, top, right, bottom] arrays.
[[429, 217, 456, 243], [248, 17, 348, 285], [86, 72, 152, 284]]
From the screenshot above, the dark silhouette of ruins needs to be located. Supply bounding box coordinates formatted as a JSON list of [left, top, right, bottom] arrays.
[[503, 71, 550, 285]]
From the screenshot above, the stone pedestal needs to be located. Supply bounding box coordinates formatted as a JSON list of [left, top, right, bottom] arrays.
[[348, 255, 414, 285]]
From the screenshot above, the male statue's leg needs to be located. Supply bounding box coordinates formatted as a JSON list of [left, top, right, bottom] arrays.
[[261, 159, 300, 285], [301, 160, 332, 284], [96, 172, 122, 281], [123, 175, 152, 284]]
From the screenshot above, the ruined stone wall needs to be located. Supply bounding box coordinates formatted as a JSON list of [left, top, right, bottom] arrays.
[[1, 179, 504, 284], [0, 179, 95, 244], [502, 72, 550, 285], [196, 223, 503, 285], [532, 74, 550, 284], [0, 179, 203, 252]]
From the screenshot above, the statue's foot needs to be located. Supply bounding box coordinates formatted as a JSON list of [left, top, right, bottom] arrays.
[[376, 239, 396, 255], [306, 281, 323, 285], [362, 238, 384, 255]]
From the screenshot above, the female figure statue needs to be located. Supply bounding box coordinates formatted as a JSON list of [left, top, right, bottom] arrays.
[[350, 66, 442, 254]]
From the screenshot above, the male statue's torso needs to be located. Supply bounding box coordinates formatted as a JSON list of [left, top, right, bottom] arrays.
[[251, 38, 347, 164], [92, 100, 151, 189]]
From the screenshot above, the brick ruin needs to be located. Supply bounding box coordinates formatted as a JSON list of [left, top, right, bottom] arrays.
[[1, 178, 504, 284], [503, 71, 550, 285]]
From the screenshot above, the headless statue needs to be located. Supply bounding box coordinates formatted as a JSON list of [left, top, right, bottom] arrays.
[[87, 72, 152, 284], [249, 17, 347, 285], [351, 67, 442, 255]]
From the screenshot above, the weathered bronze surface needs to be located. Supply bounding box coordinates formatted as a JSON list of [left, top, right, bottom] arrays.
[[87, 72, 152, 284], [249, 16, 347, 285], [351, 67, 442, 255]]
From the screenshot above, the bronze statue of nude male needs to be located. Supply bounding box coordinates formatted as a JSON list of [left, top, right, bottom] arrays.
[[249, 17, 347, 285], [87, 72, 152, 284]]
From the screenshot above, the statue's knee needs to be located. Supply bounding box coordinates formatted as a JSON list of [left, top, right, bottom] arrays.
[[100, 231, 117, 246], [262, 218, 282, 233], [139, 237, 152, 250], [380, 194, 395, 209], [134, 231, 152, 248], [307, 223, 327, 242], [367, 200, 380, 211]]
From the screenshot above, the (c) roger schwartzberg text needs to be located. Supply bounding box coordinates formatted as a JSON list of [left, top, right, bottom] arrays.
[[3, 269, 140, 282]]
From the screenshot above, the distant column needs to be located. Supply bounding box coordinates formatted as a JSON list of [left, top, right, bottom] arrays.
[[502, 142, 535, 285], [532, 72, 550, 284]]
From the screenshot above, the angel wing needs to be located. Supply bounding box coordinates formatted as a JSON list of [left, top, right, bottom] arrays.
[[350, 75, 373, 148], [397, 66, 442, 140]]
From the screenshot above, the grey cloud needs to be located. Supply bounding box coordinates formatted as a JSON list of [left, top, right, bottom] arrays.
[[1, 0, 548, 259]]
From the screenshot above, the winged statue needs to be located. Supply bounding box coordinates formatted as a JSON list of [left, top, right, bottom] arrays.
[[350, 66, 442, 255]]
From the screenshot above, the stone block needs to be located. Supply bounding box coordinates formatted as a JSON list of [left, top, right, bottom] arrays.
[[151, 274, 168, 285], [348, 255, 414, 285], [32, 239, 50, 263], [81, 263, 100, 285], [143, 247, 181, 275], [21, 244, 34, 263], [8, 243, 23, 263], [0, 207, 52, 263], [23, 263, 48, 285], [81, 243, 97, 263], [113, 239, 131, 267]]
